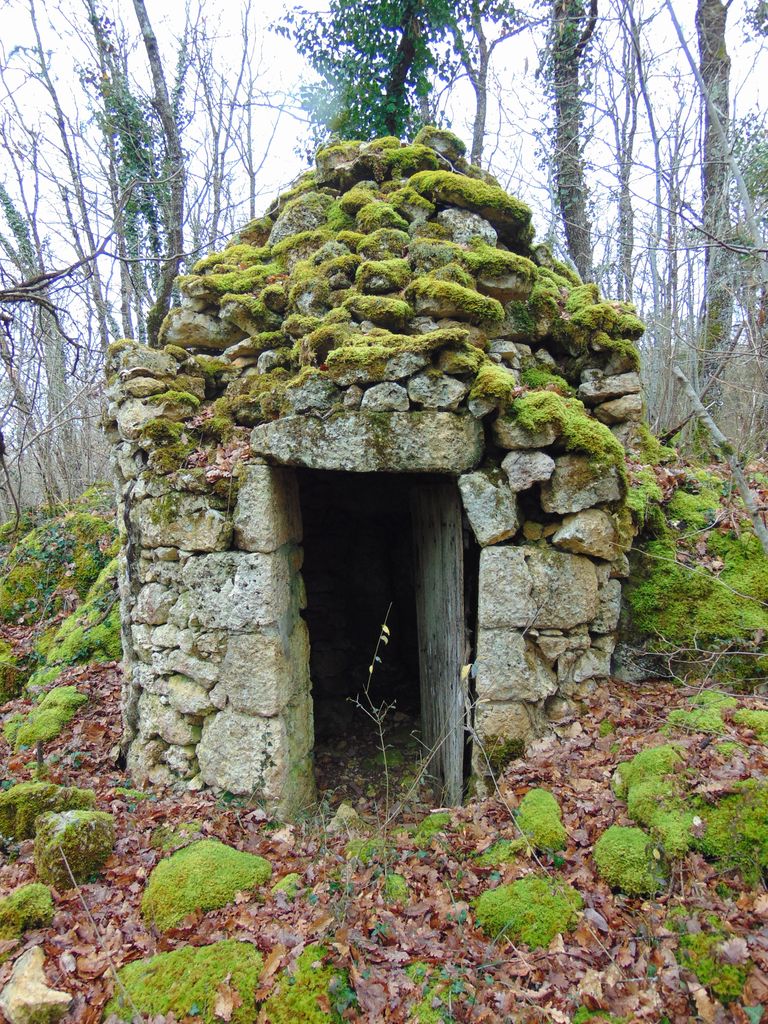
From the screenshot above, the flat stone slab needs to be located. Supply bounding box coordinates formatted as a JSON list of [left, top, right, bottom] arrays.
[[251, 411, 484, 473]]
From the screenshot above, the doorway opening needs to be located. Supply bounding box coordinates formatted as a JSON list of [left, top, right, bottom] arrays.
[[296, 469, 470, 812]]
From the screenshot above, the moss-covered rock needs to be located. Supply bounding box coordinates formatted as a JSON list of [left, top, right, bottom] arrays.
[[473, 838, 527, 867], [516, 789, 568, 852], [695, 780, 768, 885], [34, 809, 115, 888], [593, 825, 667, 896], [0, 781, 95, 840], [104, 940, 263, 1023], [512, 391, 626, 472], [0, 637, 25, 703], [5, 686, 88, 750], [0, 883, 54, 940], [262, 944, 354, 1023], [383, 873, 409, 904], [733, 707, 768, 742], [141, 839, 272, 931], [409, 171, 533, 248], [272, 872, 302, 900], [412, 811, 452, 845], [667, 691, 737, 735], [475, 875, 582, 947]]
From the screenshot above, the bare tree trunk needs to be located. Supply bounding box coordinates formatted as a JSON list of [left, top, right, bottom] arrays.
[[131, 0, 185, 347], [548, 0, 597, 282], [696, 0, 733, 407]]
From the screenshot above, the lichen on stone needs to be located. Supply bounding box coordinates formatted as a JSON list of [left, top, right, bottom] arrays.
[[141, 838, 272, 931]]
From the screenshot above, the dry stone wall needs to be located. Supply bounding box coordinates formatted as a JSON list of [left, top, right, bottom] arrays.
[[105, 129, 645, 811]]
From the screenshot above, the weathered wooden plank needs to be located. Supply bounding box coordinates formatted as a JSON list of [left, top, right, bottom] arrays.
[[411, 480, 465, 805]]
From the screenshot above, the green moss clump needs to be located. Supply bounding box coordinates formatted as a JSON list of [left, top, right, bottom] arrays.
[[485, 735, 525, 776], [383, 143, 441, 177], [383, 873, 408, 903], [338, 186, 379, 216], [272, 872, 302, 900], [512, 391, 626, 472], [412, 812, 451, 845], [593, 825, 667, 896], [405, 277, 504, 325], [387, 186, 435, 221], [474, 838, 527, 867], [345, 837, 385, 865], [8, 686, 88, 750], [151, 821, 203, 852], [355, 258, 411, 294], [409, 171, 533, 247], [733, 708, 768, 742], [667, 692, 734, 735], [520, 365, 572, 393], [516, 789, 567, 852], [141, 839, 272, 931], [336, 230, 365, 251], [405, 961, 451, 1024], [461, 241, 537, 287], [426, 262, 475, 288], [0, 883, 54, 940], [674, 919, 751, 1004], [192, 243, 271, 274], [34, 809, 115, 888], [613, 745, 694, 858], [626, 467, 665, 533], [694, 780, 768, 885], [413, 125, 467, 158], [0, 637, 24, 702], [343, 294, 413, 329], [356, 201, 409, 233], [475, 876, 582, 948], [0, 781, 95, 840], [0, 509, 116, 623], [263, 944, 354, 1023], [105, 941, 263, 1024]]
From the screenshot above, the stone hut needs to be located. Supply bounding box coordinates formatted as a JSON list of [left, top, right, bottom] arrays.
[[105, 130, 645, 817]]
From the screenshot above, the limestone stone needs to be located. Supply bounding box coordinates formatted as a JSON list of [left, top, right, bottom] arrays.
[[135, 495, 232, 551], [0, 947, 71, 1024], [474, 701, 536, 751], [559, 647, 612, 684], [458, 469, 519, 546], [540, 455, 624, 514], [478, 546, 598, 630], [133, 583, 176, 626], [578, 370, 642, 405], [475, 628, 557, 702], [162, 744, 198, 777], [283, 375, 341, 414], [437, 208, 497, 246], [161, 308, 244, 351], [166, 676, 216, 715], [343, 385, 363, 409], [551, 509, 622, 561], [233, 464, 301, 553], [407, 373, 469, 411], [592, 579, 622, 633], [493, 416, 557, 450], [502, 450, 555, 492], [126, 737, 167, 785], [137, 692, 201, 746], [594, 393, 643, 424], [360, 382, 409, 411], [329, 350, 430, 386], [327, 801, 367, 835], [217, 625, 309, 717], [268, 191, 333, 246], [109, 343, 178, 381], [535, 632, 590, 663], [122, 376, 167, 399], [196, 709, 283, 796], [251, 412, 484, 473], [181, 549, 295, 631]]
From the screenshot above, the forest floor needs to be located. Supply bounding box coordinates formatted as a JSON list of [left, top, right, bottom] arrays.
[[1, 647, 768, 1023]]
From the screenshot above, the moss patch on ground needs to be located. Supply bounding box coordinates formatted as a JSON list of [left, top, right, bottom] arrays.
[[516, 789, 567, 852], [475, 876, 582, 948], [593, 825, 667, 896], [105, 940, 263, 1023], [671, 914, 752, 1004], [263, 944, 354, 1023], [0, 883, 54, 940], [4, 685, 88, 750], [141, 839, 272, 931]]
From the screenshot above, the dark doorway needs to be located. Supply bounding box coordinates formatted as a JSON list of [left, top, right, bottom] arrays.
[[297, 470, 469, 809]]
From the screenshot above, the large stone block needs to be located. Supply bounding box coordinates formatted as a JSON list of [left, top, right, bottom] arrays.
[[478, 546, 599, 630], [181, 549, 296, 631], [216, 625, 310, 717], [458, 469, 519, 546], [135, 495, 232, 551], [251, 412, 484, 473], [578, 370, 642, 405], [233, 464, 302, 553], [137, 692, 201, 746], [502, 450, 555, 492], [540, 455, 624, 514], [475, 628, 557, 702], [551, 509, 622, 561]]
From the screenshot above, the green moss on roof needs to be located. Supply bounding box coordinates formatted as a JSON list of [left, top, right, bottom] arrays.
[[343, 294, 413, 329], [355, 201, 409, 234], [409, 170, 533, 246], [512, 391, 626, 471]]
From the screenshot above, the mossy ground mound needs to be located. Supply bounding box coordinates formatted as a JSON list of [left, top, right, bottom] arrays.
[[0, 883, 54, 941], [516, 788, 567, 852], [670, 912, 752, 1004], [475, 875, 582, 948], [593, 825, 667, 896], [141, 839, 272, 931], [0, 781, 95, 840], [105, 940, 263, 1023], [34, 809, 115, 888], [262, 944, 354, 1023], [4, 685, 88, 750], [623, 465, 768, 685]]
